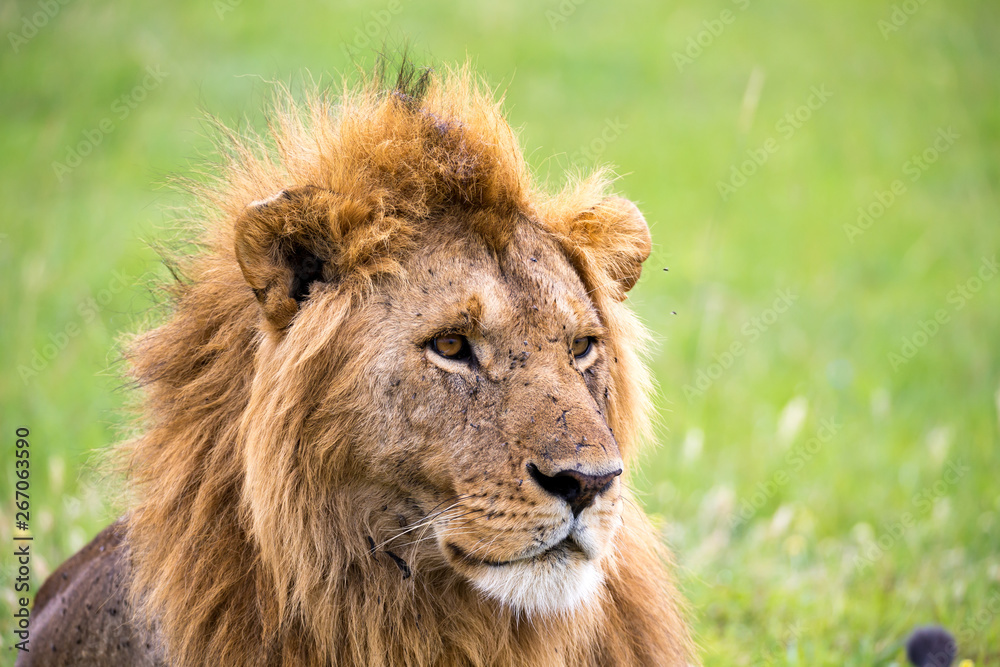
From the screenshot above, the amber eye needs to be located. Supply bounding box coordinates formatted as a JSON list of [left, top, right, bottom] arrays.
[[571, 336, 593, 359], [430, 334, 472, 361]]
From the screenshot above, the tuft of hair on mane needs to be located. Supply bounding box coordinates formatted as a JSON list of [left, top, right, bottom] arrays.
[[372, 50, 433, 108], [111, 56, 690, 666]]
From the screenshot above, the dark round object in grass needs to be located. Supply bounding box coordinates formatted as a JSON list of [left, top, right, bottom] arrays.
[[906, 626, 957, 667]]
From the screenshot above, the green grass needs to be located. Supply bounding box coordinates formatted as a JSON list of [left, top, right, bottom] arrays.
[[2, 0, 998, 664]]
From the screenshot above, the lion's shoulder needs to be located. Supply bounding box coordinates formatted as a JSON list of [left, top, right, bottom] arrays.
[[19, 521, 165, 667]]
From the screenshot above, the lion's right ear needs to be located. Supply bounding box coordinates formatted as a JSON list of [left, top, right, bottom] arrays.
[[234, 186, 341, 330], [548, 196, 652, 302]]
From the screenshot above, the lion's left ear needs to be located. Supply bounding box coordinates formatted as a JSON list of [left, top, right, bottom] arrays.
[[552, 196, 652, 301]]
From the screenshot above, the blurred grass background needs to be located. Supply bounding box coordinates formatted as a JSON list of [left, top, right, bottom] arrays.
[[1, 0, 998, 664]]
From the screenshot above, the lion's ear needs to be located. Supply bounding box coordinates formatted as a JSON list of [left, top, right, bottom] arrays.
[[555, 196, 652, 301], [234, 186, 339, 329]]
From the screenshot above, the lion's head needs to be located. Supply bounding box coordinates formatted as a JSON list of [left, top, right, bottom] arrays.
[[123, 62, 690, 666]]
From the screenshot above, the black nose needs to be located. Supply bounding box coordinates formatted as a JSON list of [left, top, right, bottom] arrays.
[[526, 463, 622, 515]]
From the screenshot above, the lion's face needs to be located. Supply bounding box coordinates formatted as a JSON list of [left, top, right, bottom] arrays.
[[235, 180, 651, 620], [350, 216, 625, 615]]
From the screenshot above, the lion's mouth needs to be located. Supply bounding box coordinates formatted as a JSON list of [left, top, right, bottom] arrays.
[[447, 537, 586, 568]]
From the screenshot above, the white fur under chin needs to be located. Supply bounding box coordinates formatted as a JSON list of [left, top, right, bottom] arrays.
[[469, 557, 604, 617]]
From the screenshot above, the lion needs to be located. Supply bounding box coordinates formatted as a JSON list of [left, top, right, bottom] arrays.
[[20, 61, 694, 666]]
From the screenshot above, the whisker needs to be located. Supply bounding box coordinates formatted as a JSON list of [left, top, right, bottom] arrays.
[[420, 493, 469, 518], [399, 528, 480, 551], [371, 497, 472, 552], [466, 530, 505, 560], [401, 508, 485, 554]]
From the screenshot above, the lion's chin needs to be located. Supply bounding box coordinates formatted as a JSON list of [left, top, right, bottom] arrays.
[[456, 542, 605, 617]]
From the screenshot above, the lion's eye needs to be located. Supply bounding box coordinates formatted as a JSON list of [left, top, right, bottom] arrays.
[[571, 336, 593, 359], [430, 334, 472, 361]]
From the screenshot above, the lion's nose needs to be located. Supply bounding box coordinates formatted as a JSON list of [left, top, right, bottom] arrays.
[[526, 463, 622, 515]]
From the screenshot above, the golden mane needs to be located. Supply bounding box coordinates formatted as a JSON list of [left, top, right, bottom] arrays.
[[119, 60, 692, 666]]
